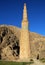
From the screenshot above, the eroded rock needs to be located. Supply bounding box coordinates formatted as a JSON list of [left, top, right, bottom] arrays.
[[0, 26, 20, 61]]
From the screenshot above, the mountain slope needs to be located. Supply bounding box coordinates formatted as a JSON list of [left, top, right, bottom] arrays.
[[0, 25, 45, 61]]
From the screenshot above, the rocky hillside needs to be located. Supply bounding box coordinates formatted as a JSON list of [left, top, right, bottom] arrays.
[[0, 25, 45, 61]]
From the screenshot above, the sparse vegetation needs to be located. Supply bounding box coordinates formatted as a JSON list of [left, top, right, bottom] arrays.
[[0, 61, 34, 65], [40, 58, 45, 63]]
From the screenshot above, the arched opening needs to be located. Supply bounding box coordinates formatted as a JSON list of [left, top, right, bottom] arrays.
[[37, 54, 39, 60]]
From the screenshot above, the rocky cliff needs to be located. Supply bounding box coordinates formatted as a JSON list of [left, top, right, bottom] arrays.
[[0, 25, 45, 61]]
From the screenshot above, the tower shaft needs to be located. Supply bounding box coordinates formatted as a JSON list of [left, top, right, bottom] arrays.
[[20, 3, 30, 61]]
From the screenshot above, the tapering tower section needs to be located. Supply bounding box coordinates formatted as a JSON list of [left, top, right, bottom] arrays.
[[20, 3, 30, 61], [23, 3, 27, 20]]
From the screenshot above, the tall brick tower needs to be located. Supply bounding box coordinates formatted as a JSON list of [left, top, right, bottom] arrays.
[[20, 3, 30, 61]]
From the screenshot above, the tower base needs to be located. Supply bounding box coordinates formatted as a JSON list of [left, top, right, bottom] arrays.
[[19, 58, 30, 62]]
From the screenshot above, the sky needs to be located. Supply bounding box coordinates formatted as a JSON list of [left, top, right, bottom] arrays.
[[0, 0, 45, 36]]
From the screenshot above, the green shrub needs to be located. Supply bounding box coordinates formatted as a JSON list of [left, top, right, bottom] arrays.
[[40, 58, 45, 63]]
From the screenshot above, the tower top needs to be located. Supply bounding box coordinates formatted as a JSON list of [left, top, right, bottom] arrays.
[[23, 3, 27, 20]]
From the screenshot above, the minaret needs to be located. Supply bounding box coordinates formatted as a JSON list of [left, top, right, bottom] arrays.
[[20, 3, 30, 61]]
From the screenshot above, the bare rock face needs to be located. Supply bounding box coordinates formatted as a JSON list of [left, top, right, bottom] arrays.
[[0, 25, 45, 61], [0, 25, 20, 61]]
